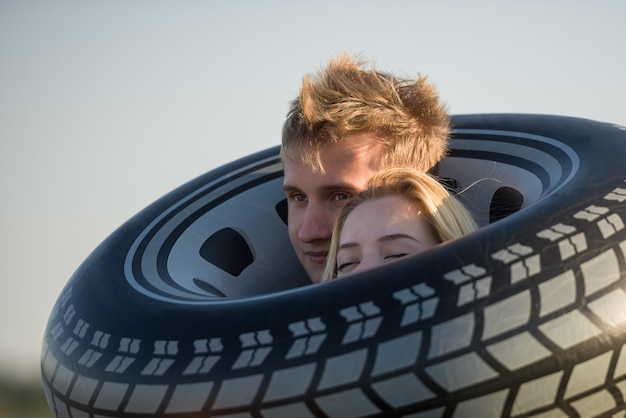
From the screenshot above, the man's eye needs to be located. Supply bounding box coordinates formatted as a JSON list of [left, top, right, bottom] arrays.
[[292, 193, 307, 202], [333, 193, 351, 202]]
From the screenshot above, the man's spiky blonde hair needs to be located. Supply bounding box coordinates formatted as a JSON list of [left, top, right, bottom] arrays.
[[281, 53, 450, 173]]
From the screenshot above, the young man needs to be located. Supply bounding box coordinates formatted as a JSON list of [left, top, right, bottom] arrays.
[[281, 53, 451, 283]]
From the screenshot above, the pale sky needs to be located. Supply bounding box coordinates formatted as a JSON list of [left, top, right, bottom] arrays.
[[1, 0, 625, 381]]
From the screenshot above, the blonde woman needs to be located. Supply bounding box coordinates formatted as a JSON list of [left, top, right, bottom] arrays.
[[322, 167, 478, 281]]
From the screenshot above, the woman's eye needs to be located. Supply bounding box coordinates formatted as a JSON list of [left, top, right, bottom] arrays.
[[337, 261, 358, 273], [333, 193, 351, 202], [384, 253, 409, 261]]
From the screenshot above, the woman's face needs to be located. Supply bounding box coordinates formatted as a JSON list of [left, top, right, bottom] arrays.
[[336, 195, 439, 277]]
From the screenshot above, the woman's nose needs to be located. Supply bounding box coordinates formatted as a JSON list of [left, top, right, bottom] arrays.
[[350, 254, 381, 275]]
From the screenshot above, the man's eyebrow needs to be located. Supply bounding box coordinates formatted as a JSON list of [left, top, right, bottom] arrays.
[[283, 183, 360, 192]]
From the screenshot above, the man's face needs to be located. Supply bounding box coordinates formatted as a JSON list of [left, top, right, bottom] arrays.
[[282, 133, 384, 283]]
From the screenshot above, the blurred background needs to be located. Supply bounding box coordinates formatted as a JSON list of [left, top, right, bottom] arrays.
[[1, 1, 625, 415]]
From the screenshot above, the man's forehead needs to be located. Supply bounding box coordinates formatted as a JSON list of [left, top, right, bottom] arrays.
[[282, 154, 325, 176], [287, 139, 383, 173], [283, 132, 385, 169], [283, 167, 359, 189]]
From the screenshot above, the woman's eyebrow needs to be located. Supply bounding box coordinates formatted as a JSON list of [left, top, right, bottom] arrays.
[[338, 242, 359, 251], [378, 233, 421, 244], [339, 233, 421, 252]]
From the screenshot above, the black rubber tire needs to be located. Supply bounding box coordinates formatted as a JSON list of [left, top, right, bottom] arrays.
[[41, 114, 626, 417]]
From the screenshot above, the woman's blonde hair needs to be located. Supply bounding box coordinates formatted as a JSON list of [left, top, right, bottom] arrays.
[[281, 53, 450, 174], [322, 167, 478, 281]]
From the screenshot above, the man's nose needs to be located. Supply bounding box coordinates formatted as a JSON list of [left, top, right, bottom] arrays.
[[297, 203, 333, 242]]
